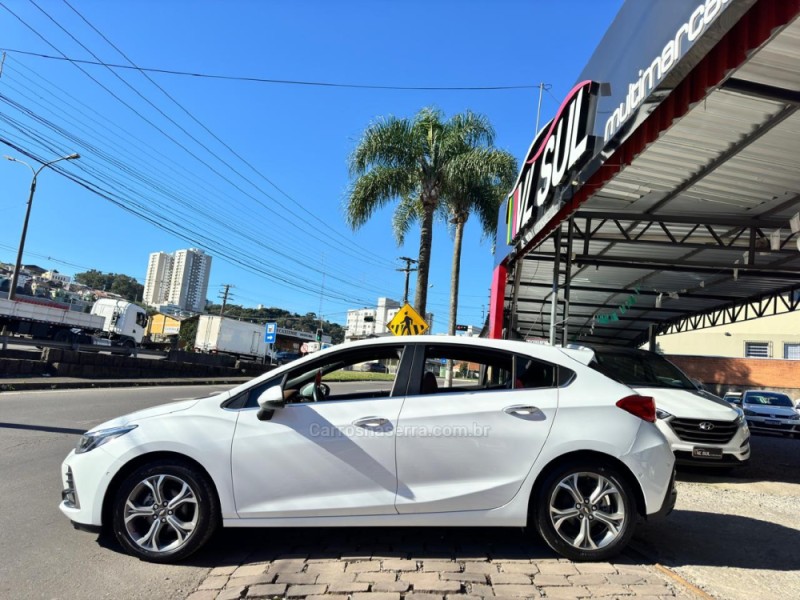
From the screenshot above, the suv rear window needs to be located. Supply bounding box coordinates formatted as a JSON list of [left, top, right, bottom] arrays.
[[590, 350, 696, 390]]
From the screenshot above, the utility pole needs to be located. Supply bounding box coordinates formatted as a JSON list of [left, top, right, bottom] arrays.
[[218, 284, 234, 316], [5, 152, 80, 300], [397, 256, 418, 305]]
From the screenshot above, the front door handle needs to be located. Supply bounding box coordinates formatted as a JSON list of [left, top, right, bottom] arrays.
[[353, 416, 389, 429], [504, 405, 545, 421]]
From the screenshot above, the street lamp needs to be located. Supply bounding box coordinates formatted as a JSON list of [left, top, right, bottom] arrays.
[[4, 152, 80, 300]]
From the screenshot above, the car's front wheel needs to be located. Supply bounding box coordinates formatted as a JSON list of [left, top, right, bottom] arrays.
[[534, 462, 637, 561], [112, 460, 219, 562]]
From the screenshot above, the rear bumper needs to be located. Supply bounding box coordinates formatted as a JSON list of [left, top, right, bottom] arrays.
[[651, 469, 677, 518]]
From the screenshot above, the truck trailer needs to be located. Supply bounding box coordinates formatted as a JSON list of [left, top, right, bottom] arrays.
[[194, 315, 269, 360], [0, 296, 148, 348]]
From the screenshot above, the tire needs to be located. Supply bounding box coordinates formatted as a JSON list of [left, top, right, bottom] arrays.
[[53, 329, 71, 343], [534, 461, 637, 562], [120, 339, 135, 356], [112, 460, 219, 563]]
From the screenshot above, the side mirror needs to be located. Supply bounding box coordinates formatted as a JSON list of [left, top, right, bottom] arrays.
[[256, 384, 285, 421]]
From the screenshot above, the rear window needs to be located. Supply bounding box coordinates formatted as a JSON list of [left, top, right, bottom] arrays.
[[590, 350, 695, 390]]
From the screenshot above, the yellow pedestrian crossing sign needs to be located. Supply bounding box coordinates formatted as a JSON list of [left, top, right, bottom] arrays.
[[387, 303, 429, 336]]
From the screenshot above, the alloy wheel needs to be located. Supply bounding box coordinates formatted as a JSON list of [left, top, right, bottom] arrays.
[[123, 474, 198, 554], [547, 471, 626, 551]]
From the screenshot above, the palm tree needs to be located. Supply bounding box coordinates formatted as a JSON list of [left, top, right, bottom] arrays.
[[443, 148, 517, 337], [346, 107, 495, 317], [441, 149, 517, 385]]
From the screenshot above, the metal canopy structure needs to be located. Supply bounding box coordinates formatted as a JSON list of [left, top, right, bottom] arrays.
[[497, 0, 800, 348]]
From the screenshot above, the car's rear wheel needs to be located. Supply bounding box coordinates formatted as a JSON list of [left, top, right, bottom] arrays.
[[534, 462, 636, 562], [112, 460, 218, 562]]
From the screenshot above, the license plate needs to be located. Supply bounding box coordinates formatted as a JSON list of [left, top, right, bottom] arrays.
[[765, 419, 780, 425], [692, 447, 723, 459]]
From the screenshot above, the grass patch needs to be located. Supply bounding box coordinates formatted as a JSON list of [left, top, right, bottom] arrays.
[[322, 371, 394, 382]]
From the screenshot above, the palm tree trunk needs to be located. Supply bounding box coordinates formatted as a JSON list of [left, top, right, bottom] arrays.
[[414, 194, 435, 317], [444, 216, 465, 387], [448, 218, 465, 336]]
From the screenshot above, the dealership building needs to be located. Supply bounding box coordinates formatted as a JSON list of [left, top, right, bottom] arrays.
[[489, 0, 800, 355]]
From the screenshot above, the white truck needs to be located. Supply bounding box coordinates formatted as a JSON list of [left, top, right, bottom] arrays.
[[0, 296, 148, 349], [194, 315, 269, 360]]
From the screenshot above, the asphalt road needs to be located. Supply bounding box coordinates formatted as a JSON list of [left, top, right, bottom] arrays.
[[0, 384, 234, 600]]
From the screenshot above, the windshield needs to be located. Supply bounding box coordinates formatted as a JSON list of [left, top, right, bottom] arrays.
[[743, 391, 793, 407], [591, 350, 696, 390]]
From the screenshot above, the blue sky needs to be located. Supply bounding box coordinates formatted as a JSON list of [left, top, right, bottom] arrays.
[[0, 0, 623, 329]]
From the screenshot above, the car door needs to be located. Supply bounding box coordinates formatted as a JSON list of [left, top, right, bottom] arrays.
[[394, 343, 560, 514], [231, 343, 410, 518]]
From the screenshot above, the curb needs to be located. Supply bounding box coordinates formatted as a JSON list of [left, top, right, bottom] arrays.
[[625, 541, 715, 599], [0, 377, 251, 392]]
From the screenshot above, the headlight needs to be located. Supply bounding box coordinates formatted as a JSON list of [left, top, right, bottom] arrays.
[[76, 424, 137, 454], [743, 408, 756, 416], [733, 407, 745, 426], [789, 413, 800, 421], [655, 408, 672, 420]]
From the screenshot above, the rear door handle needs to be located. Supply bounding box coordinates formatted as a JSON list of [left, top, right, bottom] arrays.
[[353, 416, 389, 429], [504, 405, 545, 420]]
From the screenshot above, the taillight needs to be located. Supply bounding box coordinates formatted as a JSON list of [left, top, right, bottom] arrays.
[[616, 395, 656, 423]]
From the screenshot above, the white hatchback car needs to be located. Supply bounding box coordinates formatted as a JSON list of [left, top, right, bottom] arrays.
[[60, 336, 675, 563], [577, 346, 750, 468]]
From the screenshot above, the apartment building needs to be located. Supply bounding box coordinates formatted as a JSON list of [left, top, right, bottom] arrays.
[[143, 248, 212, 312]]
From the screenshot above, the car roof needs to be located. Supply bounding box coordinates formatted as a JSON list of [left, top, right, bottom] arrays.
[[297, 335, 587, 367]]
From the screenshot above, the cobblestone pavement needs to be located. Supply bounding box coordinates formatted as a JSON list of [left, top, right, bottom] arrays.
[[184, 528, 696, 600]]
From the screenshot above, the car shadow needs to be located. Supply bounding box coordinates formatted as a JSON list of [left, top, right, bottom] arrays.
[[100, 526, 574, 566], [102, 523, 702, 569], [634, 510, 800, 571]]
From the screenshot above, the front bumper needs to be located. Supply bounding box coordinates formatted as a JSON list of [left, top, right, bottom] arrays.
[[746, 416, 799, 435], [59, 448, 119, 528], [658, 418, 751, 467]]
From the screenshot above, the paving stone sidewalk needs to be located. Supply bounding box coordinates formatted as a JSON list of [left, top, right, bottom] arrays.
[[184, 529, 696, 600]]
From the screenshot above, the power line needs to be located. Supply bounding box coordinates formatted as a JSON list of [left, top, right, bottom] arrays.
[[0, 54, 396, 296], [54, 2, 396, 269], [56, 0, 401, 268], [0, 47, 540, 91], [0, 3, 494, 318], [1, 62, 395, 284], [3, 2, 398, 274], [25, 1, 395, 270]]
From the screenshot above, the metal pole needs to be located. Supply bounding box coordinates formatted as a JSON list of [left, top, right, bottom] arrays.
[[535, 82, 545, 136], [648, 324, 657, 352], [5, 153, 80, 301], [510, 260, 522, 339], [562, 219, 575, 347], [548, 227, 562, 345], [8, 176, 37, 300]]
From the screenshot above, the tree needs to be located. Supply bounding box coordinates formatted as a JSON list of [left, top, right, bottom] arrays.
[[74, 270, 143, 302], [347, 107, 495, 316], [443, 148, 517, 337], [440, 149, 517, 385]]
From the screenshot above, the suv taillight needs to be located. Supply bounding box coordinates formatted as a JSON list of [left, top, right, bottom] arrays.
[[616, 395, 656, 423]]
